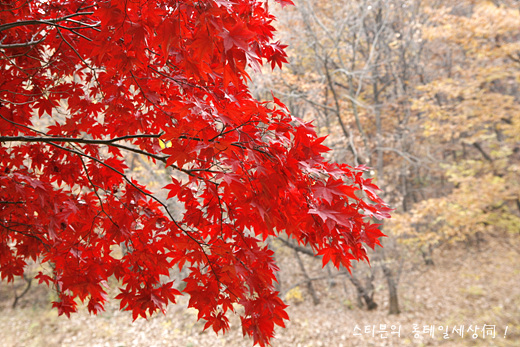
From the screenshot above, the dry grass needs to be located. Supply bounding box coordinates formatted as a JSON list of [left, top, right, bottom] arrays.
[[0, 236, 518, 347]]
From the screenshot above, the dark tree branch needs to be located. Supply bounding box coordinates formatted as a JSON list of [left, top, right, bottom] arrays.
[[0, 134, 163, 144], [472, 142, 493, 162], [0, 37, 46, 49], [0, 12, 98, 32], [278, 237, 315, 257], [0, 12, 99, 48]]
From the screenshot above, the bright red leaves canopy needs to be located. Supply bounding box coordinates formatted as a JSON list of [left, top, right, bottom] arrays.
[[0, 0, 390, 345]]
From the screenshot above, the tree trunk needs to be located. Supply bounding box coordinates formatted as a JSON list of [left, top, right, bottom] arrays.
[[348, 271, 378, 310], [381, 263, 400, 315], [421, 244, 435, 266], [294, 250, 320, 305]]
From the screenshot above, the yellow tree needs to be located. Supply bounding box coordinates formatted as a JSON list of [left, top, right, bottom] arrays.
[[391, 0, 520, 247]]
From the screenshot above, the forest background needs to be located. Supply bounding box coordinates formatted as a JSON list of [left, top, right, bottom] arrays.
[[1, 0, 519, 346]]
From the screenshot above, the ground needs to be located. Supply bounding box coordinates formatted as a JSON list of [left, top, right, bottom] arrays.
[[0, 235, 518, 347]]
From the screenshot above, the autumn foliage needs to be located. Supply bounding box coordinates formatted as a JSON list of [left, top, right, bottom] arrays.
[[0, 0, 390, 344]]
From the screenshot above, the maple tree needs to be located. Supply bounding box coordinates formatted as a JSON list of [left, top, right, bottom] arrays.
[[0, 0, 390, 345]]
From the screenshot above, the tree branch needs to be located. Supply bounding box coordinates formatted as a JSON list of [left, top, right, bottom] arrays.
[[0, 12, 98, 32], [278, 237, 315, 257], [472, 142, 493, 162]]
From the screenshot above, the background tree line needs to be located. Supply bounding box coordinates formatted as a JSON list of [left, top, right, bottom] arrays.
[[252, 0, 520, 315]]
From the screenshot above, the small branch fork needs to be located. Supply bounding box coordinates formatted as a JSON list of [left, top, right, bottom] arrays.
[[0, 12, 100, 49]]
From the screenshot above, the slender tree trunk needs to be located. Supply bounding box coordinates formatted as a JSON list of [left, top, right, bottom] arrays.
[[381, 262, 400, 315], [12, 274, 32, 309], [348, 271, 378, 310], [421, 244, 435, 266], [294, 250, 320, 305]]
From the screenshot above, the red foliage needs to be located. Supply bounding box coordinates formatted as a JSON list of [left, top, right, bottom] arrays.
[[0, 0, 390, 345]]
